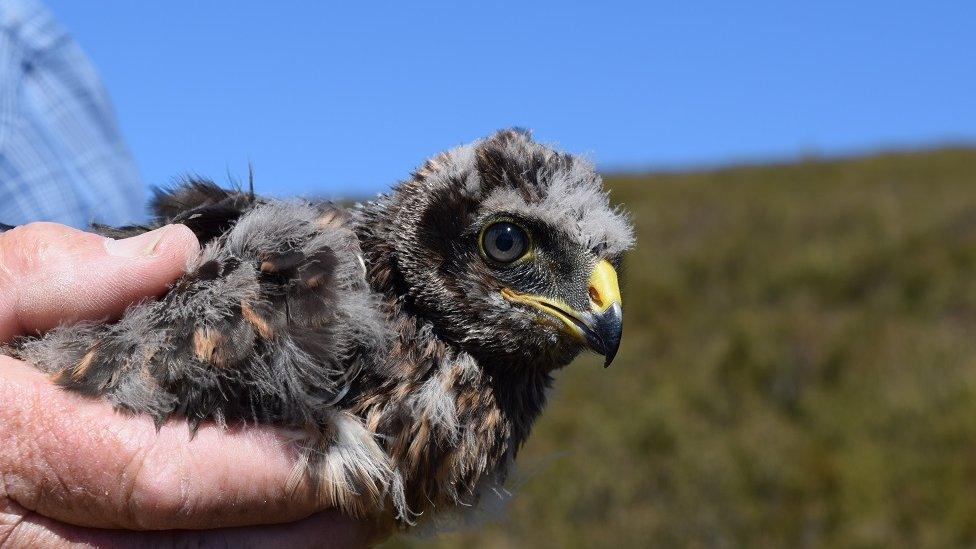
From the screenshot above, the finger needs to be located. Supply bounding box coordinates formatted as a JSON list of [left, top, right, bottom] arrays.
[[0, 357, 341, 530], [0, 505, 380, 549], [0, 222, 199, 342]]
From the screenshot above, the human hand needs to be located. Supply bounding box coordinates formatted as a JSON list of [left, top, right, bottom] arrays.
[[0, 223, 380, 547]]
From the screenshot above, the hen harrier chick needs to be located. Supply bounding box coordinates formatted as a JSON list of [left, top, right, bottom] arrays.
[[12, 129, 634, 528]]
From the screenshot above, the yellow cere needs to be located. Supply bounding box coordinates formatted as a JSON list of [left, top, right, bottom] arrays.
[[588, 259, 621, 313]]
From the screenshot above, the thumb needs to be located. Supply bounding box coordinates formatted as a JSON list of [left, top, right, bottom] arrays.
[[0, 222, 200, 342]]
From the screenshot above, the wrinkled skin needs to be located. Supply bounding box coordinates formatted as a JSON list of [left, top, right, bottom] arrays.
[[0, 223, 380, 548]]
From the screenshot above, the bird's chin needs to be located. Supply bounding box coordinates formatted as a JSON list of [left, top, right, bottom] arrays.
[[474, 324, 580, 371], [532, 324, 587, 369], [548, 346, 585, 371], [493, 310, 583, 368], [470, 305, 585, 369]]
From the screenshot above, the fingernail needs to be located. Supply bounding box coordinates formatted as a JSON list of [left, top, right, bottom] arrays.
[[104, 227, 168, 258]]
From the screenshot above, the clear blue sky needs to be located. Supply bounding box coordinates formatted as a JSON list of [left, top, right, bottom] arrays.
[[47, 1, 975, 198]]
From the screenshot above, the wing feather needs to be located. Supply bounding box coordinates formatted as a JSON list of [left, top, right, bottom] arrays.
[[12, 183, 386, 431]]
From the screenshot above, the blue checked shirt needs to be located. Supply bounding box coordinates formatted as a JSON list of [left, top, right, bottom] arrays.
[[0, 0, 145, 228]]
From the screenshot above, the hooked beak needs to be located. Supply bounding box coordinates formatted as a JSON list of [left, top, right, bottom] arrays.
[[501, 259, 623, 367]]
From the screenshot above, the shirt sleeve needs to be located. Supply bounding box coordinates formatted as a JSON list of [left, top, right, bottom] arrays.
[[0, 0, 145, 228]]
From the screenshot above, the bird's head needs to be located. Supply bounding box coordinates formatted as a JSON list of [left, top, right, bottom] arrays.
[[359, 129, 634, 371]]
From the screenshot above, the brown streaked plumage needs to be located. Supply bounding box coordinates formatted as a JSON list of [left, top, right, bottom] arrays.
[[9, 129, 634, 531]]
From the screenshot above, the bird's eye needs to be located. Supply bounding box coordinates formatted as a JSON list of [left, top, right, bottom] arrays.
[[481, 222, 529, 263]]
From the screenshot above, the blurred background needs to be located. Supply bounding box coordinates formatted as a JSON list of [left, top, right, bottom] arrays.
[[25, 0, 976, 545], [45, 1, 973, 198]]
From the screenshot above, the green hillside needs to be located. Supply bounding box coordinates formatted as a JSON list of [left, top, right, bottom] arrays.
[[388, 147, 976, 548]]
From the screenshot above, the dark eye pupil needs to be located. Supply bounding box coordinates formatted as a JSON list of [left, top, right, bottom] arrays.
[[482, 222, 528, 263], [495, 230, 515, 252]]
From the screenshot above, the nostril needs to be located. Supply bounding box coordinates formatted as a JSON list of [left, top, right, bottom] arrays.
[[589, 286, 603, 307]]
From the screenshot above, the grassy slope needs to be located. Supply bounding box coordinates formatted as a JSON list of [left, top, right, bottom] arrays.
[[388, 148, 976, 548]]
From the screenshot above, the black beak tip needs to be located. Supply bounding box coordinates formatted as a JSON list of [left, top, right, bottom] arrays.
[[603, 334, 620, 367], [594, 303, 622, 368]]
